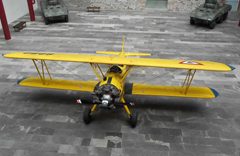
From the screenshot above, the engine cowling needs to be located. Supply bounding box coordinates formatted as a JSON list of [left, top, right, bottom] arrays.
[[94, 83, 121, 108]]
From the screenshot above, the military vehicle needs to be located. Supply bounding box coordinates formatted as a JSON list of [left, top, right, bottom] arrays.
[[190, 0, 231, 29], [40, 0, 69, 25]]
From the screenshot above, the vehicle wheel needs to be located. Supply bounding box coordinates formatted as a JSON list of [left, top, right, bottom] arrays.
[[209, 20, 216, 29], [65, 16, 69, 22], [44, 18, 49, 25], [219, 16, 224, 23], [223, 12, 228, 21], [129, 111, 138, 128], [83, 107, 92, 124], [217, 16, 224, 24], [190, 18, 195, 25]]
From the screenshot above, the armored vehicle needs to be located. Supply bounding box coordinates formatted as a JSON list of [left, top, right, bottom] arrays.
[[190, 0, 231, 29], [40, 0, 69, 25]]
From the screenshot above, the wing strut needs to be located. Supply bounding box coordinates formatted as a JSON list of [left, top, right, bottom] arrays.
[[90, 63, 104, 81], [182, 69, 196, 94], [121, 66, 132, 81], [32, 59, 52, 84]]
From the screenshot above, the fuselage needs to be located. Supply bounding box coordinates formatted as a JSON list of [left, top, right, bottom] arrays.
[[93, 65, 128, 108]]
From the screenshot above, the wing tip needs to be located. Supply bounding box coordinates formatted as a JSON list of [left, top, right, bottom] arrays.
[[2, 53, 7, 57], [210, 88, 219, 98], [228, 65, 235, 71], [17, 77, 28, 85]]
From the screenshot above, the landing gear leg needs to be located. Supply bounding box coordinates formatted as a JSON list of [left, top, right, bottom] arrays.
[[83, 104, 97, 124], [123, 105, 138, 128]]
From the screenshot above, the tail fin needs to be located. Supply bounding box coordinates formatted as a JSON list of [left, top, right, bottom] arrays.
[[96, 36, 151, 57], [121, 36, 125, 55]]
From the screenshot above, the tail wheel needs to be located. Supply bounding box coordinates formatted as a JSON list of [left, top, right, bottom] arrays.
[[83, 107, 92, 124], [129, 111, 138, 128]]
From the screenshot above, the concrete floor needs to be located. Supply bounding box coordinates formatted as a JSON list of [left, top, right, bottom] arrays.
[[0, 8, 240, 156]]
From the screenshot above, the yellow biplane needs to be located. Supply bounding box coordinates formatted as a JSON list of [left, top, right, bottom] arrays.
[[3, 37, 234, 127]]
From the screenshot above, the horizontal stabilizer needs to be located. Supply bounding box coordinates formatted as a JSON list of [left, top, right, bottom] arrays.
[[18, 77, 97, 92], [96, 51, 120, 55], [96, 51, 151, 57], [125, 83, 218, 99], [125, 52, 151, 56]]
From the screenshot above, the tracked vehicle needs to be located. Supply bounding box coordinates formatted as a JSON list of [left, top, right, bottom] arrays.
[[40, 0, 69, 25], [190, 0, 231, 29]]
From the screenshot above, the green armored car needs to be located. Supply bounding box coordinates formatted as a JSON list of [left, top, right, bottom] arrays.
[[190, 0, 231, 29], [40, 0, 69, 24]]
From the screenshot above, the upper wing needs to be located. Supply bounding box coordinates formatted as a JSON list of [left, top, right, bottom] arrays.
[[4, 51, 233, 72]]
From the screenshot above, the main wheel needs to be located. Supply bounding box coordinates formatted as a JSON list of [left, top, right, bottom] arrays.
[[83, 107, 92, 124], [129, 111, 138, 128], [209, 20, 216, 29]]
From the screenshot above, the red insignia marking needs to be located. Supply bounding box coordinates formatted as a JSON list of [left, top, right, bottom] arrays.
[[179, 60, 203, 65]]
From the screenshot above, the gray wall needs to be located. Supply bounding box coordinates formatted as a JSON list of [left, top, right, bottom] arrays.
[[66, 0, 239, 12], [168, 0, 205, 12], [65, 0, 147, 10]]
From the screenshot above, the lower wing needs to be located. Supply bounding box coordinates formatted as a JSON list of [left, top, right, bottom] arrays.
[[124, 83, 218, 99], [18, 77, 218, 99], [18, 77, 98, 92]]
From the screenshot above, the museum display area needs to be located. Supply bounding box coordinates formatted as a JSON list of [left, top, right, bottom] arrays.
[[0, 0, 240, 156]]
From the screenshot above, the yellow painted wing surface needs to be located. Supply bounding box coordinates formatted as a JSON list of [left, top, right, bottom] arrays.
[[4, 52, 233, 71], [18, 77, 218, 98], [18, 77, 98, 92], [124, 83, 218, 99]]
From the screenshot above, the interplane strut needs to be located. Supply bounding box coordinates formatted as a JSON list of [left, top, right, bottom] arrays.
[[182, 69, 196, 94], [32, 59, 52, 84], [90, 63, 105, 81]]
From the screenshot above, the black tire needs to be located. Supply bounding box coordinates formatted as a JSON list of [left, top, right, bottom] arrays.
[[83, 107, 92, 124], [209, 20, 216, 29], [190, 18, 195, 25], [129, 111, 138, 128]]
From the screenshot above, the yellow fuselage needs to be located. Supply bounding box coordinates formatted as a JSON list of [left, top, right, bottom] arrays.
[[98, 65, 128, 98]]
